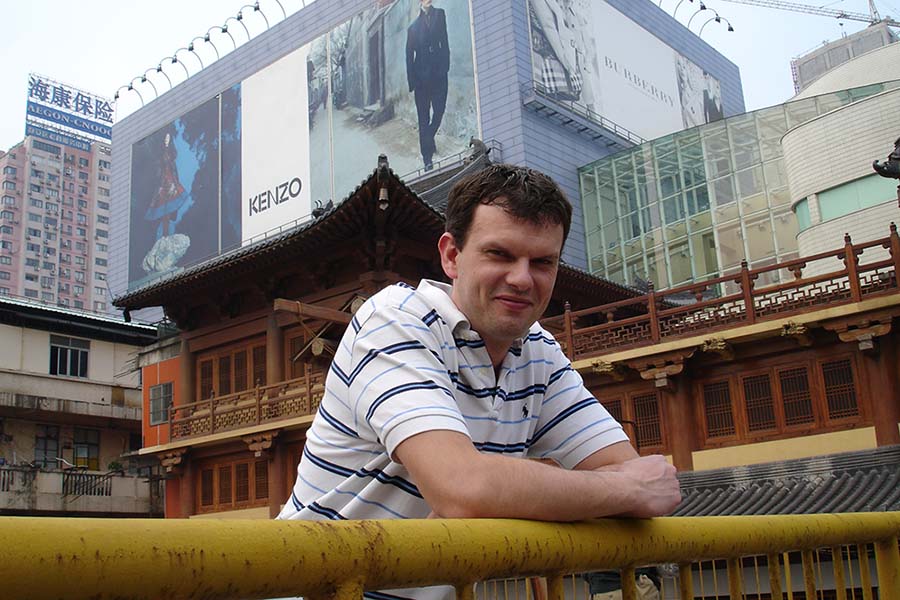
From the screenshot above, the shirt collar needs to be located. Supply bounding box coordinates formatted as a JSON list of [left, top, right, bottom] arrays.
[[416, 279, 528, 348]]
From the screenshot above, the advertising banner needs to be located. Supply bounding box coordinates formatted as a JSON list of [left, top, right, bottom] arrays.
[[26, 73, 114, 143], [241, 43, 312, 242], [127, 0, 479, 291], [128, 97, 230, 288], [527, 0, 722, 140]]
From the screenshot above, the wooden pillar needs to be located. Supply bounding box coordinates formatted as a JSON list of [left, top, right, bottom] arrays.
[[664, 378, 695, 472], [871, 335, 900, 446], [269, 441, 288, 519], [266, 313, 284, 386], [179, 338, 195, 407], [179, 460, 195, 519]]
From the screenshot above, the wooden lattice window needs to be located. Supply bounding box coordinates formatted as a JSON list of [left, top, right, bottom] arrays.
[[200, 469, 214, 506], [289, 336, 307, 379], [255, 459, 269, 500], [743, 374, 776, 432], [218, 355, 232, 396], [235, 462, 250, 503], [199, 360, 214, 400], [234, 350, 248, 393], [778, 367, 814, 426], [632, 392, 662, 449], [196, 458, 269, 514], [822, 358, 859, 420], [603, 398, 623, 423], [218, 465, 232, 504], [252, 345, 267, 387], [703, 381, 736, 438]]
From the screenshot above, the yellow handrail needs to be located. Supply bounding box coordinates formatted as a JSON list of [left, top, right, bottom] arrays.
[[1, 513, 898, 599]]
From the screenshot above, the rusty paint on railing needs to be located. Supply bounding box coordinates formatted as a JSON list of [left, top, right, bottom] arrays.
[[0, 513, 898, 600]]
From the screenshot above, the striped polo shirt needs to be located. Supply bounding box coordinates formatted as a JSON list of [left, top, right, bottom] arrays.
[[278, 278, 628, 528]]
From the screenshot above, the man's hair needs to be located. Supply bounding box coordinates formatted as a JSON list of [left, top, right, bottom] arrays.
[[445, 164, 572, 249]]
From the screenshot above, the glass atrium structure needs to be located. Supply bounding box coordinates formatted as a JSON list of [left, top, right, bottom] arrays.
[[579, 82, 896, 292]]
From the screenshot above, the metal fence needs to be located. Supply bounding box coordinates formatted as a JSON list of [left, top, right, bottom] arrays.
[[1, 513, 897, 599]]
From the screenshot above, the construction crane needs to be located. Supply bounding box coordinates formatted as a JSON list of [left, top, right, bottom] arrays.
[[717, 0, 899, 27]]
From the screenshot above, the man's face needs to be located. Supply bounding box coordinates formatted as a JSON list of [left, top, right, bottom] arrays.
[[439, 203, 563, 358], [421, 0, 433, 9]]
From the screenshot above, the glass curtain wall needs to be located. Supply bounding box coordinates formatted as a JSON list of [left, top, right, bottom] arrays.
[[580, 81, 898, 293]]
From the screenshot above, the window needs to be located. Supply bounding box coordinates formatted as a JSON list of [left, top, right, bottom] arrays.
[[96, 243, 107, 252], [78, 157, 89, 168], [73, 428, 100, 470], [2, 166, 16, 175], [2, 195, 14, 205], [0, 210, 13, 221], [28, 212, 41, 222], [198, 457, 269, 513], [96, 229, 108, 238], [98, 173, 110, 183], [34, 425, 59, 468], [97, 215, 108, 225], [49, 334, 89, 378], [702, 381, 736, 438], [97, 200, 109, 210], [822, 359, 859, 420], [32, 140, 61, 155], [149, 382, 173, 426], [30, 198, 43, 208], [2, 181, 16, 190], [30, 183, 41, 193], [24, 289, 38, 298], [0, 256, 10, 265], [98, 188, 110, 197], [0, 272, 9, 281], [197, 344, 264, 400], [94, 286, 105, 297], [93, 301, 105, 312], [632, 392, 663, 449], [98, 159, 111, 170]]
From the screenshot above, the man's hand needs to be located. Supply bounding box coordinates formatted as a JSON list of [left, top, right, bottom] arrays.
[[609, 455, 681, 518]]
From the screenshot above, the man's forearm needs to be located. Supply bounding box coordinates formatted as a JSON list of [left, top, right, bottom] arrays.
[[397, 431, 680, 521]]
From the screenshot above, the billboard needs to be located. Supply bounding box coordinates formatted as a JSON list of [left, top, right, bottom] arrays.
[[527, 0, 723, 140], [128, 92, 240, 289], [26, 73, 114, 143], [127, 0, 478, 290]]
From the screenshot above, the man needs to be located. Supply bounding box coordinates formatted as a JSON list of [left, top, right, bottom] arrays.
[[278, 164, 681, 597], [406, 0, 450, 171]]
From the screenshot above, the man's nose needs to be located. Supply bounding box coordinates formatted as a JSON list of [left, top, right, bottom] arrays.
[[506, 259, 533, 291]]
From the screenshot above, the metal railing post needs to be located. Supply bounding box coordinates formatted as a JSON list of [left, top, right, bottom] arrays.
[[874, 536, 900, 596]]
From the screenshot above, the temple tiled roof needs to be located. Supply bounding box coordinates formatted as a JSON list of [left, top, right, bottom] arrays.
[[675, 446, 900, 516]]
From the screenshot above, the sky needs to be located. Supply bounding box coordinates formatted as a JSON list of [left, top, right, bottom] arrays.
[[0, 0, 893, 152]]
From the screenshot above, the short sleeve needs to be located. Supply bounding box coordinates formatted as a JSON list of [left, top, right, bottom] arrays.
[[347, 305, 471, 459], [528, 346, 628, 469]]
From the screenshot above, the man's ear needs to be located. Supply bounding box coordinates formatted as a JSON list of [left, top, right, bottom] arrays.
[[437, 232, 460, 280]]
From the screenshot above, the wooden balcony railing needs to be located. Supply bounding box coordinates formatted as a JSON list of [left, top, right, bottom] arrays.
[[545, 226, 900, 362], [169, 370, 326, 440]]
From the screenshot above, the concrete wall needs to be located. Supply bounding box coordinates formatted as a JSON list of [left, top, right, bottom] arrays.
[[0, 322, 141, 389], [0, 418, 135, 470], [0, 467, 150, 514], [692, 427, 877, 471]]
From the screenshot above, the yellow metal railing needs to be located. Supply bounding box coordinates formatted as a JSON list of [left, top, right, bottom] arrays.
[[1, 513, 898, 599]]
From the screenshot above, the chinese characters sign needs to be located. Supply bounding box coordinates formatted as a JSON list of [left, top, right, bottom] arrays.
[[26, 73, 113, 143]]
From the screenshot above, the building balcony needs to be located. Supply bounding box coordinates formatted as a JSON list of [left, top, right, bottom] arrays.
[[170, 372, 325, 440], [0, 465, 154, 515], [0, 371, 141, 423], [544, 225, 900, 362]]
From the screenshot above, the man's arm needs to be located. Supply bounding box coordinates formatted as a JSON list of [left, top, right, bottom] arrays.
[[395, 430, 680, 521]]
